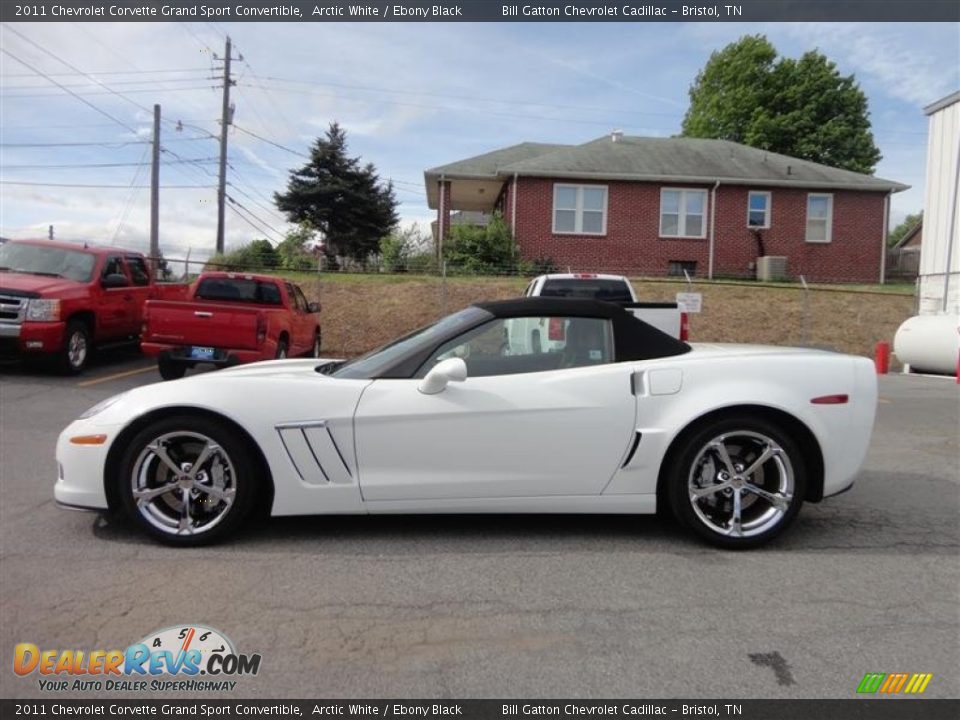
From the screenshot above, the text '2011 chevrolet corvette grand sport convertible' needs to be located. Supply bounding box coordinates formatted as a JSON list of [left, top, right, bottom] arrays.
[[56, 297, 877, 549]]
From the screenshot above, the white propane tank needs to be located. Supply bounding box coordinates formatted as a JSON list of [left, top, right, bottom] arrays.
[[893, 315, 960, 375]]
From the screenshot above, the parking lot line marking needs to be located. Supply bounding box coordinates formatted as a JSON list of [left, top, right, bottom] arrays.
[[77, 365, 155, 387]]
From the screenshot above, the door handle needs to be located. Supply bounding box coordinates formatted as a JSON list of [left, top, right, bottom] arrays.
[[194, 311, 213, 318], [123, 295, 133, 301]]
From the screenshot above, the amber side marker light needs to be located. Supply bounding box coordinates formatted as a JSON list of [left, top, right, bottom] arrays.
[[810, 394, 849, 405], [69, 434, 108, 445]]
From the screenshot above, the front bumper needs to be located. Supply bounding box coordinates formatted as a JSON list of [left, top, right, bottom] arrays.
[[54, 420, 115, 511], [0, 321, 66, 353]]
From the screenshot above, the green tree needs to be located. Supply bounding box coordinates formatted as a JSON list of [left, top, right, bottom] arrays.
[[682, 35, 882, 174], [204, 238, 278, 272], [379, 223, 429, 273], [443, 214, 520, 275], [274, 123, 399, 262], [275, 224, 317, 271], [887, 211, 922, 248]]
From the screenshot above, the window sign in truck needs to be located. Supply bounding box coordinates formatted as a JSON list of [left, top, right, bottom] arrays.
[[0, 239, 174, 374], [520, 273, 688, 346], [141, 272, 322, 380]]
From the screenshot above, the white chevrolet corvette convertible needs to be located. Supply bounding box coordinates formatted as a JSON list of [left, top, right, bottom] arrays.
[[56, 297, 877, 549]]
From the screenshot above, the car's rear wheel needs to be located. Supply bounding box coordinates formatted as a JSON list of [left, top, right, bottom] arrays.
[[117, 415, 260, 546], [275, 338, 288, 359], [666, 416, 806, 549], [58, 320, 90, 374], [157, 355, 187, 381], [311, 330, 321, 358]]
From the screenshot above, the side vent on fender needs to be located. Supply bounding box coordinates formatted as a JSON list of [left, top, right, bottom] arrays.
[[621, 431, 643, 468], [276, 421, 354, 485]]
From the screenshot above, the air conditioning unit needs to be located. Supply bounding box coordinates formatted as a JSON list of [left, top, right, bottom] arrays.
[[756, 255, 788, 281]]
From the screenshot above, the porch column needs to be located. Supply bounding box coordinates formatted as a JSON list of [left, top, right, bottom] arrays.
[[437, 178, 452, 258]]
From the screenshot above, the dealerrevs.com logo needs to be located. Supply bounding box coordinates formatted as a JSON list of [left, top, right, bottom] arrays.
[[857, 672, 934, 695], [13, 624, 261, 693]]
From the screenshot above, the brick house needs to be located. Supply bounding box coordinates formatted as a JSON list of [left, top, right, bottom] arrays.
[[425, 134, 908, 282]]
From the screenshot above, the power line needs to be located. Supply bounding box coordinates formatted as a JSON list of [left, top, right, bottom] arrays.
[[226, 200, 284, 245], [110, 145, 151, 245], [5, 85, 219, 99], [232, 124, 309, 158], [4, 158, 218, 170], [1, 180, 214, 189], [1, 66, 211, 78], [4, 76, 214, 90], [0, 47, 140, 134], [226, 194, 286, 241], [0, 138, 209, 147]]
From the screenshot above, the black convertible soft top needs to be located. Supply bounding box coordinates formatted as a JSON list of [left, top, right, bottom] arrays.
[[474, 297, 690, 362]]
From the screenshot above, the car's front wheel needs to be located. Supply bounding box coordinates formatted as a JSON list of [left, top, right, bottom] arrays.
[[117, 415, 260, 546], [666, 416, 806, 549]]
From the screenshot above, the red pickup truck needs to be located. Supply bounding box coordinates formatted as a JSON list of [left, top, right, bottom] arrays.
[[0, 239, 179, 373], [141, 272, 322, 380]]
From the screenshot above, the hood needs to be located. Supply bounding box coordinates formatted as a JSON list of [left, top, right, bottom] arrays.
[[186, 357, 344, 380], [0, 272, 84, 296]]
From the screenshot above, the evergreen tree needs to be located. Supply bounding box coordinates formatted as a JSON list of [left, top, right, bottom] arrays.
[[274, 123, 398, 261]]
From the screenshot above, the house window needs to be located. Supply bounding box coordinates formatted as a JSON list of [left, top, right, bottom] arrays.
[[668, 260, 697, 277], [747, 191, 771, 228], [553, 184, 607, 235], [660, 189, 707, 238], [806, 193, 833, 243]]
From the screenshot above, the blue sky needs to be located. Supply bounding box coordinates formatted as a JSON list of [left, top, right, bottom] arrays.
[[1, 21, 957, 260]]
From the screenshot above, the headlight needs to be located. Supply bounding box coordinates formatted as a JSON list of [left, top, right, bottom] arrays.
[[26, 298, 61, 322], [79, 392, 127, 419]]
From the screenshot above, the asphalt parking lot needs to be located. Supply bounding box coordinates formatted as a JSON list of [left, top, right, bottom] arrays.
[[0, 353, 957, 700]]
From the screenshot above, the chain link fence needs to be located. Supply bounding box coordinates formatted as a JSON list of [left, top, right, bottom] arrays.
[[148, 254, 917, 364]]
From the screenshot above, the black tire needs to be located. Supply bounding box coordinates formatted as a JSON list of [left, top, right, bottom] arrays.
[[665, 415, 806, 549], [158, 355, 187, 381], [275, 338, 289, 359], [310, 330, 321, 358], [57, 319, 91, 375], [116, 414, 261, 546]]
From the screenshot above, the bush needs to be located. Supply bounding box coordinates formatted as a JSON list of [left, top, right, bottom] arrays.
[[204, 239, 279, 272], [443, 213, 520, 275]]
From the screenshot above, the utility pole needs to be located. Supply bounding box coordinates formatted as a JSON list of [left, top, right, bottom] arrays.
[[215, 36, 238, 255], [150, 104, 160, 271]]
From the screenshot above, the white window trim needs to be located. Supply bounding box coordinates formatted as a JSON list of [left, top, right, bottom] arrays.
[[552, 184, 608, 236], [747, 191, 772, 229], [806, 193, 833, 243], [659, 188, 708, 239]]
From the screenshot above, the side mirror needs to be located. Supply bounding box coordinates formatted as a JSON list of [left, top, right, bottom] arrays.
[[308, 301, 321, 313], [418, 357, 467, 395], [101, 273, 129, 289]]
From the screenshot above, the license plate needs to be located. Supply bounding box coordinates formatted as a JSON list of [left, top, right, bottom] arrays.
[[189, 346, 216, 360]]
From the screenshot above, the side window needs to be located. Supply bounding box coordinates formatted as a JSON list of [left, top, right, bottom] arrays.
[[418, 316, 613, 378], [102, 256, 125, 279], [285, 283, 305, 312], [293, 286, 310, 311], [125, 256, 150, 286]]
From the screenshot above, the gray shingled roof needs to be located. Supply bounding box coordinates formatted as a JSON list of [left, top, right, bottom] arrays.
[[425, 142, 571, 178], [425, 136, 907, 193]]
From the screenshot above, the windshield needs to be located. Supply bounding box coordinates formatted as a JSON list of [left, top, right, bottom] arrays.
[[0, 243, 97, 283], [330, 306, 491, 379]]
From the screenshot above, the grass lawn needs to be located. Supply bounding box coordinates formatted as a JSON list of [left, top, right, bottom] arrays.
[[291, 272, 916, 362]]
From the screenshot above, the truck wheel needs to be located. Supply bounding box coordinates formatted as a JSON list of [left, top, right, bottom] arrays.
[[158, 356, 187, 381], [58, 320, 91, 375], [311, 330, 321, 358], [275, 339, 288, 359]]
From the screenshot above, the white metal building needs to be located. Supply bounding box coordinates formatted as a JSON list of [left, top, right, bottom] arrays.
[[919, 91, 960, 315]]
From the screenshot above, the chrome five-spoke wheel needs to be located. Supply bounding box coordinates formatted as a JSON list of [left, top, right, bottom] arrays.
[[667, 416, 806, 549], [131, 431, 237, 537], [118, 416, 260, 545]]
